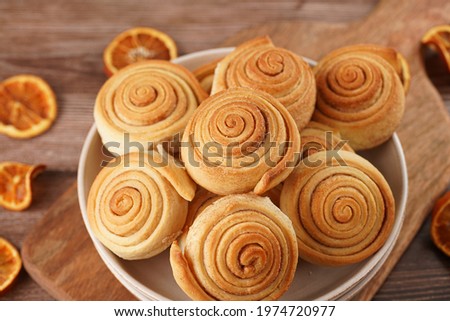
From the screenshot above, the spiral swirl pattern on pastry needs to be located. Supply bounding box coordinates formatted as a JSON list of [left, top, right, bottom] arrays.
[[95, 60, 208, 155], [325, 44, 410, 92], [87, 152, 196, 260], [181, 87, 301, 195], [313, 45, 405, 150], [212, 36, 316, 130], [280, 151, 395, 266], [170, 194, 298, 301]]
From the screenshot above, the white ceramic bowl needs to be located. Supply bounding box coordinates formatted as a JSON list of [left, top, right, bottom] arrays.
[[78, 48, 408, 301]]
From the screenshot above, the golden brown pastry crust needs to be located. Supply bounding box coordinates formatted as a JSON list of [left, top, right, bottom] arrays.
[[300, 121, 354, 159], [184, 187, 219, 230], [280, 151, 395, 266], [87, 152, 196, 260], [95, 60, 208, 155], [261, 184, 283, 208], [193, 58, 221, 94], [327, 44, 410, 93], [185, 185, 283, 231], [181, 87, 301, 195], [313, 44, 406, 150], [170, 193, 298, 301], [212, 36, 316, 130]]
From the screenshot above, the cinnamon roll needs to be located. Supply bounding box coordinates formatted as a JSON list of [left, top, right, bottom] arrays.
[[327, 44, 410, 93], [212, 36, 316, 130], [300, 121, 354, 159], [87, 151, 196, 260], [313, 44, 406, 150], [184, 187, 219, 230], [280, 151, 395, 266], [95, 60, 208, 155], [185, 184, 283, 231], [193, 58, 221, 94], [181, 87, 301, 195], [170, 193, 298, 300]]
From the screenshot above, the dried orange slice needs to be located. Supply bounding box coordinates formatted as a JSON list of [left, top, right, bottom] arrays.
[[431, 191, 450, 256], [422, 25, 450, 73], [103, 27, 178, 76], [0, 237, 22, 295], [0, 162, 45, 211], [0, 75, 57, 139]]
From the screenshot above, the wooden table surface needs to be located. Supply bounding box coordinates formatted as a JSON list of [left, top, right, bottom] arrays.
[[0, 0, 449, 300]]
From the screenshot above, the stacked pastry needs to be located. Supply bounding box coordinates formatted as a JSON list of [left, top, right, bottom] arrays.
[[212, 36, 316, 130], [88, 36, 408, 300]]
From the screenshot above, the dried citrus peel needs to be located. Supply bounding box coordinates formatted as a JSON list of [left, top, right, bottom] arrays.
[[422, 25, 450, 73], [0, 75, 57, 139], [103, 27, 178, 76], [431, 191, 450, 257], [0, 162, 45, 211], [0, 237, 22, 295]]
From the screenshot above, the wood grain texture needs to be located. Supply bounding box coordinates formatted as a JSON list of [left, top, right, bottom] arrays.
[[0, 172, 74, 301], [375, 215, 450, 300], [1, 0, 450, 301], [21, 184, 135, 300]]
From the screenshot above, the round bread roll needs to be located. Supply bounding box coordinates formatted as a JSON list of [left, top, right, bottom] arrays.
[[87, 151, 196, 260], [280, 151, 395, 266], [181, 87, 300, 195], [313, 44, 406, 150], [170, 193, 298, 301], [95, 60, 208, 155]]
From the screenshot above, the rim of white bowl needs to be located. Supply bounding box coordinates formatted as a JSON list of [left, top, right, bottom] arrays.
[[78, 47, 408, 301]]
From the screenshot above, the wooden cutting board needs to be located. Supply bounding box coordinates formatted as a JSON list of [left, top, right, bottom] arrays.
[[21, 184, 135, 300], [22, 0, 450, 300]]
